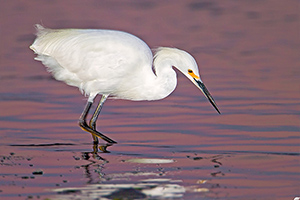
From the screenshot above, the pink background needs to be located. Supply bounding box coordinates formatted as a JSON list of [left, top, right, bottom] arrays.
[[0, 0, 299, 199]]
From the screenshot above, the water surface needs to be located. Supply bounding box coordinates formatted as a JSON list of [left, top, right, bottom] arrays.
[[0, 0, 299, 199]]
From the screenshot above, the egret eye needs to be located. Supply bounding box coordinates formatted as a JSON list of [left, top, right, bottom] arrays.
[[188, 69, 193, 73]]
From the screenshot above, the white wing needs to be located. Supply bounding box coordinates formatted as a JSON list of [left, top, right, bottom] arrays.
[[30, 25, 153, 99]]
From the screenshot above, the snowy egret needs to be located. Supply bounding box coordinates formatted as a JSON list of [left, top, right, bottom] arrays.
[[30, 24, 220, 144]]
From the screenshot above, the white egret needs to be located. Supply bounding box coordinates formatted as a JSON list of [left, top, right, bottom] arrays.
[[30, 24, 220, 144]]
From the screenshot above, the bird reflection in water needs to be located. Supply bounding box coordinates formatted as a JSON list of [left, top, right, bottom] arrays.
[[82, 142, 112, 161], [80, 143, 112, 184]]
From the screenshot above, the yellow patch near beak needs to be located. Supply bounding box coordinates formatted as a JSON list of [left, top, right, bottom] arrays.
[[188, 69, 200, 79]]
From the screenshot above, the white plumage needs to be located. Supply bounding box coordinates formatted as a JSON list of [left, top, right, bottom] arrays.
[[30, 24, 220, 144]]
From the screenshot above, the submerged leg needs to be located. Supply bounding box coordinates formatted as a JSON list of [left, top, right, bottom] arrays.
[[79, 96, 117, 144]]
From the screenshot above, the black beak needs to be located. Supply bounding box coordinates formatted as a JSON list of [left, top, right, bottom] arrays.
[[194, 78, 221, 114]]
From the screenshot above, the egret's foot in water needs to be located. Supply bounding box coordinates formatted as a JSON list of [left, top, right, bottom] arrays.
[[79, 120, 117, 144]]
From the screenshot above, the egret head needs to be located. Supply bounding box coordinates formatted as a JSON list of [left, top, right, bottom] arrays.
[[167, 48, 221, 114], [186, 67, 220, 114]]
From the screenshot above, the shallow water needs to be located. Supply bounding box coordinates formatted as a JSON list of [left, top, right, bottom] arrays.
[[0, 0, 299, 199]]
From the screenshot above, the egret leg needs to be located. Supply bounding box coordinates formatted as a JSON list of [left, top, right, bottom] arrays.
[[79, 97, 117, 144], [78, 100, 92, 129], [89, 95, 108, 144], [79, 101, 96, 143], [89, 94, 108, 131]]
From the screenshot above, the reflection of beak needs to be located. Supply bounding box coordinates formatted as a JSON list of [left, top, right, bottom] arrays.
[[193, 78, 221, 114]]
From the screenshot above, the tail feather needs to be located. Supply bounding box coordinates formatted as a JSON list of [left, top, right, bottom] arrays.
[[34, 24, 48, 37], [30, 24, 51, 54]]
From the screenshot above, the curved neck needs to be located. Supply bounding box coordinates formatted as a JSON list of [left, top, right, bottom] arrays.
[[123, 48, 183, 101], [130, 54, 177, 101], [143, 51, 179, 100], [152, 62, 177, 100]]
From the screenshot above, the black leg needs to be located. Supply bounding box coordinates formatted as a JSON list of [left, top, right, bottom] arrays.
[[79, 96, 117, 144], [78, 100, 92, 129], [78, 100, 99, 144], [89, 95, 108, 130]]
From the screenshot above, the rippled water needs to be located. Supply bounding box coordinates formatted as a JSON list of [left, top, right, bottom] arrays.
[[0, 1, 299, 199]]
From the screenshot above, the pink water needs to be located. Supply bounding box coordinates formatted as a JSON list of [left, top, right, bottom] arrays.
[[0, 1, 299, 199]]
